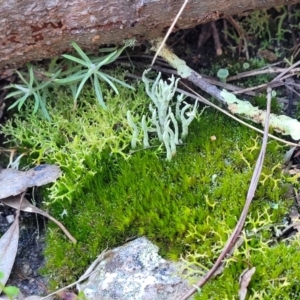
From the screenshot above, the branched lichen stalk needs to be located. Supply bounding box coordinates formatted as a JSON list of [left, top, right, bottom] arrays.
[[128, 70, 198, 160], [127, 110, 139, 149], [141, 115, 150, 148], [181, 101, 198, 138]]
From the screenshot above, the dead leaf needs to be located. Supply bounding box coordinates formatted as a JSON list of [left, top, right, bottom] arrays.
[[0, 224, 19, 292], [288, 169, 300, 175], [238, 267, 256, 300], [0, 165, 61, 200], [258, 49, 278, 62], [0, 199, 21, 293], [1, 196, 76, 244]]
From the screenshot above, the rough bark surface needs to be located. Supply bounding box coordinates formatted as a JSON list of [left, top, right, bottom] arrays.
[[0, 0, 299, 70]]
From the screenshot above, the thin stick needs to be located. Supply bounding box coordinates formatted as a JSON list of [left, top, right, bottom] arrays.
[[273, 59, 300, 81], [179, 82, 299, 147], [227, 67, 300, 82], [179, 88, 272, 300], [151, 0, 189, 66], [126, 72, 300, 147]]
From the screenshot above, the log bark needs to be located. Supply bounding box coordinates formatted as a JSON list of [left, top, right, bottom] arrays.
[[0, 0, 299, 70]]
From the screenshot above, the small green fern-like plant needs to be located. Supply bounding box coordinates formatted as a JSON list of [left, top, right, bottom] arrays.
[[4, 63, 61, 120], [54, 41, 135, 109], [4, 41, 134, 119]]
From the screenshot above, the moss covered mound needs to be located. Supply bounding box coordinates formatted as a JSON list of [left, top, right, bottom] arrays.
[[2, 84, 300, 298]]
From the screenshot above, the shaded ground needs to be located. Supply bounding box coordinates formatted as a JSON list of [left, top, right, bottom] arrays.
[[0, 205, 48, 297]]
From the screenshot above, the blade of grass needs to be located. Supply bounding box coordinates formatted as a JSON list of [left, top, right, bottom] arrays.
[[62, 54, 90, 68], [95, 50, 119, 68], [13, 84, 30, 93], [16, 70, 30, 86], [102, 46, 127, 65], [71, 41, 92, 63], [104, 73, 134, 89], [39, 90, 51, 121], [74, 71, 93, 101], [36, 69, 62, 90], [15, 94, 29, 111], [54, 72, 86, 84], [29, 66, 34, 87], [33, 92, 40, 114], [5, 89, 25, 98], [99, 47, 117, 53], [93, 75, 106, 108], [97, 72, 119, 94]]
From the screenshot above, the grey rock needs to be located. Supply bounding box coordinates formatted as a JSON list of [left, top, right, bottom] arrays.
[[78, 237, 192, 300], [6, 214, 14, 224]]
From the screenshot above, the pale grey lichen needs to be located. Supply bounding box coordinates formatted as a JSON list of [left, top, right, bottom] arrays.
[[127, 110, 139, 149], [127, 69, 198, 160], [221, 89, 300, 140]]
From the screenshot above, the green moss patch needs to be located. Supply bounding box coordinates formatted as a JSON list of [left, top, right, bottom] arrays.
[[2, 82, 300, 298]]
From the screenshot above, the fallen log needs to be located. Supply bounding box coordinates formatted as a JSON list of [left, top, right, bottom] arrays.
[[0, 0, 299, 70]]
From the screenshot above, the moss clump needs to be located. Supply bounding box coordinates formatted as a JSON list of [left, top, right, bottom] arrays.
[[2, 81, 298, 298], [193, 235, 300, 299], [252, 93, 282, 114], [1, 82, 149, 204]]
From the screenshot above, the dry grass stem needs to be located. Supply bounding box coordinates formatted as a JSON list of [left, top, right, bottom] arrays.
[[151, 0, 189, 66]]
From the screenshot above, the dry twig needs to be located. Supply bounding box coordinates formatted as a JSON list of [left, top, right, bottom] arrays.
[[151, 0, 189, 66]]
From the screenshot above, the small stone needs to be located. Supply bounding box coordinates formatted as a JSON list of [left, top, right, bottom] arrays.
[[6, 214, 14, 223], [21, 263, 33, 276]]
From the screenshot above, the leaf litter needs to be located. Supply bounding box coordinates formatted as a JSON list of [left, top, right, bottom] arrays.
[[0, 165, 61, 199], [0, 164, 75, 298]]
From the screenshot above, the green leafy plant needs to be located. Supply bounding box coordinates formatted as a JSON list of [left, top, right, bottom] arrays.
[[242, 9, 272, 42], [217, 68, 229, 83], [4, 63, 61, 120], [3, 76, 299, 298], [4, 41, 135, 118], [54, 41, 135, 108], [2, 84, 292, 296], [1, 83, 148, 203], [242, 62, 250, 70], [0, 271, 19, 300]]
